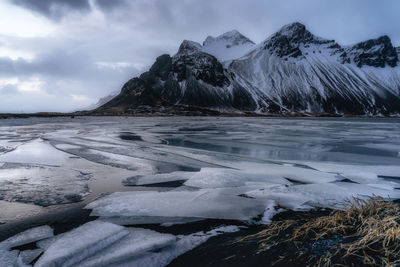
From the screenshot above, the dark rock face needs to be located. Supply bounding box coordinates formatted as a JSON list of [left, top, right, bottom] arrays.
[[172, 51, 229, 87], [99, 41, 256, 112], [264, 22, 334, 58], [343, 35, 398, 67]]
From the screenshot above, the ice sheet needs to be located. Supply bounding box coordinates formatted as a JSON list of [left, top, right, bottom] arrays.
[[0, 200, 43, 224], [34, 224, 239, 267], [19, 248, 43, 265], [86, 189, 266, 222], [245, 182, 400, 210], [35, 221, 128, 267], [78, 228, 176, 267], [0, 225, 53, 250], [0, 249, 18, 267], [1, 117, 400, 249], [185, 167, 296, 188], [0, 139, 71, 166], [120, 226, 240, 267]]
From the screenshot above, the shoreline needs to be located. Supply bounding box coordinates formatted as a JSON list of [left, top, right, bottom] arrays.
[[1, 112, 400, 120]]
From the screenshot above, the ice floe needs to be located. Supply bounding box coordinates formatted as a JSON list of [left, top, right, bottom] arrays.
[[18, 249, 43, 265], [77, 228, 176, 267], [35, 221, 128, 267], [86, 189, 266, 223], [91, 162, 400, 224], [118, 225, 240, 267], [0, 225, 53, 250], [0, 221, 240, 267], [0, 249, 19, 267]]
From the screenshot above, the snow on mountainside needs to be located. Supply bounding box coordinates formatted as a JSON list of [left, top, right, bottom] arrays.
[[86, 92, 118, 110], [202, 30, 255, 61], [174, 30, 255, 62], [97, 22, 400, 116]]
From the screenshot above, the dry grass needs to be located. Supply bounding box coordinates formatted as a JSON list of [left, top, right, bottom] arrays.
[[240, 198, 400, 266]]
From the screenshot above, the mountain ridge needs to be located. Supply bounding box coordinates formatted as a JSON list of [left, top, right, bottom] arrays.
[[96, 22, 400, 116]]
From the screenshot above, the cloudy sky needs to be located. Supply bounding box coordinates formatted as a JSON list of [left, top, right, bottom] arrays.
[[0, 0, 399, 112]]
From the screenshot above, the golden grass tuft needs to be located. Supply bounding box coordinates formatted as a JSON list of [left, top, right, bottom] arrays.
[[240, 198, 400, 266]]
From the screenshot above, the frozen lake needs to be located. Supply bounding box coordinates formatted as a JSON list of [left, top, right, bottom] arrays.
[[1, 116, 400, 265]]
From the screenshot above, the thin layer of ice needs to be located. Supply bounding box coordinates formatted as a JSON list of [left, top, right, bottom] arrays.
[[0, 200, 43, 224], [0, 139, 70, 166], [184, 167, 292, 188], [54, 143, 82, 150], [35, 221, 129, 267], [0, 225, 53, 250], [122, 172, 191, 186], [86, 189, 266, 222], [0, 164, 91, 206]]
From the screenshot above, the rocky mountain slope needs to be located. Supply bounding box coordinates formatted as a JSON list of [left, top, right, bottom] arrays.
[[97, 22, 400, 116]]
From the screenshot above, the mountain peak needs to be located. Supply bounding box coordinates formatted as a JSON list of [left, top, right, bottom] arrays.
[[203, 30, 254, 47], [273, 22, 315, 44], [263, 22, 334, 58], [201, 30, 255, 61], [343, 35, 398, 67], [176, 40, 202, 55]]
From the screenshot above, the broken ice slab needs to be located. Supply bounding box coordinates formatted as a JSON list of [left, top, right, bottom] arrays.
[[0, 225, 53, 250], [35, 221, 129, 267], [85, 189, 266, 222], [184, 167, 293, 188], [78, 228, 176, 267], [18, 248, 44, 265], [34, 222, 239, 267], [245, 182, 400, 210], [122, 168, 290, 189], [118, 226, 240, 267], [0, 249, 19, 267]]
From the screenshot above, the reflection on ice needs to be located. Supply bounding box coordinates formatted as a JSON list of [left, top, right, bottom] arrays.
[[0, 139, 70, 166], [0, 164, 91, 206]]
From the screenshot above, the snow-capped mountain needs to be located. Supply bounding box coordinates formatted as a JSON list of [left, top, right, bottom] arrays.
[[98, 22, 400, 116], [202, 30, 255, 61]]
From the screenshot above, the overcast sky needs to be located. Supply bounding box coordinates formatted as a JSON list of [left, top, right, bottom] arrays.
[[0, 0, 399, 112]]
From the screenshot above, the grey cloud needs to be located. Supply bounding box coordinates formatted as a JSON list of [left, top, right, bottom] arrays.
[[10, 0, 91, 20], [9, 0, 131, 20], [95, 0, 128, 11]]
